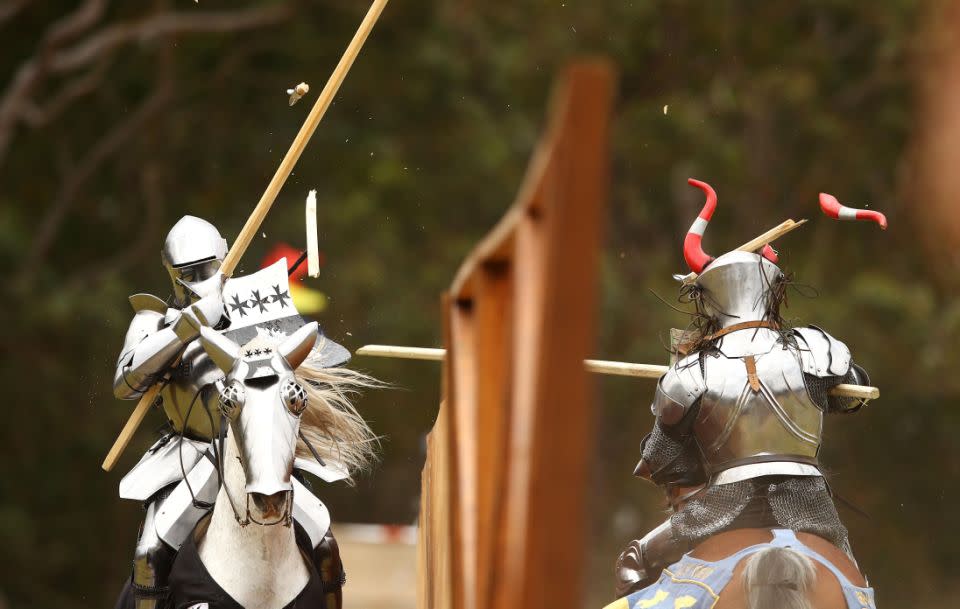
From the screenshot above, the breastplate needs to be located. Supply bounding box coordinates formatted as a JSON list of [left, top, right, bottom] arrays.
[[160, 340, 224, 439], [694, 336, 823, 474]]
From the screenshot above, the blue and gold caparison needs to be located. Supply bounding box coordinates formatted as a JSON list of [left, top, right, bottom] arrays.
[[602, 529, 876, 609]]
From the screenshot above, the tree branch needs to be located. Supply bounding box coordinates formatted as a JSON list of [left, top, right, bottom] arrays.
[[49, 4, 295, 74], [0, 0, 107, 165], [19, 56, 111, 128], [64, 161, 165, 290], [0, 2, 293, 167], [0, 0, 33, 27], [15, 81, 172, 290]]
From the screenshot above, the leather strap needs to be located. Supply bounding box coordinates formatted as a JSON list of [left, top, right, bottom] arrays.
[[744, 355, 761, 392], [704, 320, 779, 341]]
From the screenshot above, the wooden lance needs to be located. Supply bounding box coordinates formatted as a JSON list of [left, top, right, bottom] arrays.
[[354, 345, 880, 400], [354, 218, 879, 402]]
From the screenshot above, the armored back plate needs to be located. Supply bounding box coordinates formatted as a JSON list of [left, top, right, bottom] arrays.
[[695, 335, 823, 473]]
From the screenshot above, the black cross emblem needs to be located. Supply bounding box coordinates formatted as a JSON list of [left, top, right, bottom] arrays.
[[271, 284, 291, 308], [250, 289, 270, 313], [229, 294, 249, 317]]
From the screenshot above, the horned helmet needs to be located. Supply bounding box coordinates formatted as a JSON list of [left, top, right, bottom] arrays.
[[679, 178, 886, 328]]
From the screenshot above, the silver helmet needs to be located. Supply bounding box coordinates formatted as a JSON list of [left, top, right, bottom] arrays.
[[162, 215, 228, 304], [694, 250, 783, 327]]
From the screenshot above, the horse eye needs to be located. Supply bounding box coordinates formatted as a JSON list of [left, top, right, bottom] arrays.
[[281, 379, 308, 416], [219, 381, 245, 418]]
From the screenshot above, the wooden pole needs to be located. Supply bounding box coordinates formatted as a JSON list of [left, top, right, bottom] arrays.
[[100, 385, 162, 471], [101, 0, 390, 472], [221, 0, 390, 277], [355, 345, 880, 400]]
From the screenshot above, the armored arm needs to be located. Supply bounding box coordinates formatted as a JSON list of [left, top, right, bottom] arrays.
[[634, 355, 706, 487], [615, 519, 686, 597], [112, 294, 205, 399], [794, 325, 870, 413]]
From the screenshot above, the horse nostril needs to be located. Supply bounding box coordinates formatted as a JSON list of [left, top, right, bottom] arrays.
[[250, 492, 287, 518]]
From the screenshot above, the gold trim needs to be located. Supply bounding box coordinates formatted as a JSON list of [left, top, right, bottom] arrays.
[[661, 568, 720, 609]]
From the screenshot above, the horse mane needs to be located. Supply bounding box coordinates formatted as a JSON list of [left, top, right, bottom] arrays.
[[293, 341, 381, 482]]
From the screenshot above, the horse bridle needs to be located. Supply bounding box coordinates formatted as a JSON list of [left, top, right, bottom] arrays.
[[176, 389, 293, 528]]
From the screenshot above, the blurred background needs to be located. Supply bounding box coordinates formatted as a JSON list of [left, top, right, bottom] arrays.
[[1, 1, 957, 607]]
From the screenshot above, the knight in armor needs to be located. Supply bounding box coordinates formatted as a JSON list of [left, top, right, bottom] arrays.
[[113, 216, 350, 609], [614, 179, 873, 597]]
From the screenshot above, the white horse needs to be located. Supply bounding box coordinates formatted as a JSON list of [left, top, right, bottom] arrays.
[[115, 321, 378, 609]]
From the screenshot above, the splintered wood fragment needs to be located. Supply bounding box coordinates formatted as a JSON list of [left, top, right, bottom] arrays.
[[830, 383, 879, 400], [737, 218, 807, 255], [355, 344, 879, 399], [356, 345, 445, 361], [288, 82, 310, 106], [305, 189, 320, 277]]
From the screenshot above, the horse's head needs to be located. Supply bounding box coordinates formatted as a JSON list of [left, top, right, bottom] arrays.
[[200, 322, 319, 523]]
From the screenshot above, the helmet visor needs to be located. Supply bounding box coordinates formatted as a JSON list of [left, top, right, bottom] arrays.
[[175, 258, 222, 284]]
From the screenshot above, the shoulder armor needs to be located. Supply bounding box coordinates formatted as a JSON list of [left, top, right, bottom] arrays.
[[652, 353, 705, 425], [294, 456, 351, 483], [129, 293, 168, 314], [312, 336, 351, 368], [116, 307, 168, 368], [793, 325, 851, 378]]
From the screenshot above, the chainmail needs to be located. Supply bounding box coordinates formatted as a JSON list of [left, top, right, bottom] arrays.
[[803, 367, 865, 414], [802, 372, 840, 411], [671, 476, 851, 556], [768, 477, 851, 554], [640, 420, 705, 486]]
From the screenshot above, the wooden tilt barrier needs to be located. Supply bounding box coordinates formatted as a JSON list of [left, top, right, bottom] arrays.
[[417, 60, 616, 609]]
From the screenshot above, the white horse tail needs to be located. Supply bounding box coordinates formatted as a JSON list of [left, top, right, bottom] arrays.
[[742, 546, 816, 609]]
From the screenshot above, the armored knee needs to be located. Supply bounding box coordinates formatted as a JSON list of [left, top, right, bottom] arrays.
[[132, 505, 176, 608]]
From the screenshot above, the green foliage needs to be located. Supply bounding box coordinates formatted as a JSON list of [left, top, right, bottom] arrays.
[[1, 1, 952, 607]]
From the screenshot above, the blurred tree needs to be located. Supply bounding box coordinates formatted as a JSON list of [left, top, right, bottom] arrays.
[[906, 0, 960, 289], [0, 1, 954, 608]]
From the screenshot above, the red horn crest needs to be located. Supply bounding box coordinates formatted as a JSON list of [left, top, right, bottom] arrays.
[[819, 193, 888, 230], [683, 178, 717, 273], [760, 243, 778, 264]]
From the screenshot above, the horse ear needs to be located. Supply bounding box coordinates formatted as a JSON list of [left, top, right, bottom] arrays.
[[279, 322, 319, 370], [200, 326, 241, 373]]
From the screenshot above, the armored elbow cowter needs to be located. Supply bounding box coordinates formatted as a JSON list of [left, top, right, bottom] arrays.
[[793, 325, 871, 414], [113, 294, 192, 400], [615, 519, 685, 598]]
